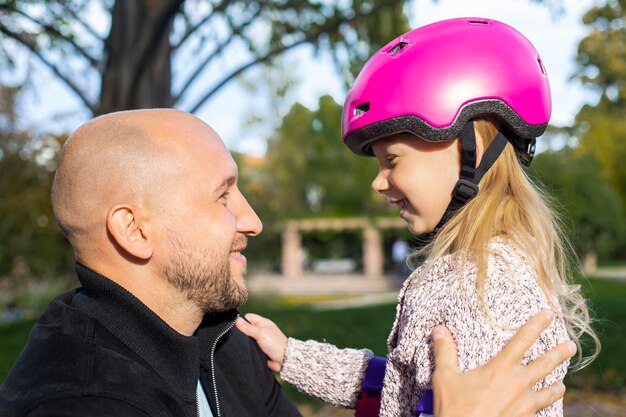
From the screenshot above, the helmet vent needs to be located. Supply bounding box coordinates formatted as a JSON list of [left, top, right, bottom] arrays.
[[388, 41, 408, 55], [354, 103, 370, 116], [468, 19, 489, 25], [537, 57, 547, 75]]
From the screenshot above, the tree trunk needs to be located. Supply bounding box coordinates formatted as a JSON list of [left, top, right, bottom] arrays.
[[98, 0, 182, 115]]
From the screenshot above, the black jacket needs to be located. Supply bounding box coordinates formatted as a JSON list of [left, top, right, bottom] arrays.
[[0, 263, 302, 417]]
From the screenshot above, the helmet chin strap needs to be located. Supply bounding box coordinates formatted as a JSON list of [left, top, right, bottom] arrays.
[[431, 120, 510, 234]]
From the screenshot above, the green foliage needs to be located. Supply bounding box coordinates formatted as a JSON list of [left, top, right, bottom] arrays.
[[261, 95, 388, 219], [575, 0, 626, 102], [0, 86, 74, 291], [530, 148, 626, 259], [572, 0, 626, 219], [574, 107, 626, 211]]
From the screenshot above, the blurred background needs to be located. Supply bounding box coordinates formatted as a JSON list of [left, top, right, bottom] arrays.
[[0, 0, 625, 415]]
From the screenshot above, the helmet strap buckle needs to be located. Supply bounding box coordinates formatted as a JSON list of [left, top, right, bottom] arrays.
[[452, 178, 479, 203], [431, 121, 509, 236]]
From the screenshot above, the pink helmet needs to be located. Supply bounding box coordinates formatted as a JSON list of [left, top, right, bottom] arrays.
[[342, 17, 550, 164]]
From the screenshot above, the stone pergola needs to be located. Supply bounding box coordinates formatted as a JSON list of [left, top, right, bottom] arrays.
[[281, 217, 406, 279]]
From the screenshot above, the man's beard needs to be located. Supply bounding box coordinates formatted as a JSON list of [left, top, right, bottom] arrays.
[[163, 231, 248, 314]]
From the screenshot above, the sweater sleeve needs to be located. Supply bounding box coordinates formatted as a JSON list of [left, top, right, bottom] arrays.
[[445, 243, 570, 417], [279, 337, 375, 408]]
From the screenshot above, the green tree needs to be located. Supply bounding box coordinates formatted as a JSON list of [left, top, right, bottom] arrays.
[[262, 94, 388, 219], [531, 147, 625, 262], [0, 0, 410, 115], [0, 86, 73, 285], [573, 0, 626, 210]]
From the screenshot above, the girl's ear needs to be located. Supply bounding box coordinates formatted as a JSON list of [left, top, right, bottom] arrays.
[[106, 204, 153, 260]]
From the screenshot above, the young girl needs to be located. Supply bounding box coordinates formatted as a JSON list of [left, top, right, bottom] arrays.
[[237, 17, 598, 417]]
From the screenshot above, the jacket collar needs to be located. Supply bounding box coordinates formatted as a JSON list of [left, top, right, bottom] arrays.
[[71, 262, 238, 400]]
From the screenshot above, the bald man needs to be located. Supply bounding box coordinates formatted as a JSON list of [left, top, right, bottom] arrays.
[[1, 109, 300, 417], [0, 109, 573, 417]]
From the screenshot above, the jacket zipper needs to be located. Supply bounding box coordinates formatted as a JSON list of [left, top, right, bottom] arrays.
[[209, 320, 236, 417], [196, 388, 201, 417]]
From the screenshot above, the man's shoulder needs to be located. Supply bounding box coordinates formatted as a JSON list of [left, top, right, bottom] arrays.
[[0, 292, 182, 417]]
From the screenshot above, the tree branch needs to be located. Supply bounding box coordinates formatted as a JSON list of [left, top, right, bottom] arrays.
[[173, 5, 263, 102], [50, 2, 105, 43], [0, 4, 99, 67], [186, 0, 400, 114], [0, 23, 96, 113], [171, 0, 230, 51]]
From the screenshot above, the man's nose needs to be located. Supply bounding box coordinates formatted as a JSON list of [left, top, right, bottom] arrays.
[[236, 194, 263, 236]]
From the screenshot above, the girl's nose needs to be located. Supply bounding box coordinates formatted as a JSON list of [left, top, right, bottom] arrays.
[[371, 170, 390, 194]]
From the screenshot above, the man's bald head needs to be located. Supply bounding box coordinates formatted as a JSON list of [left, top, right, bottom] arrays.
[[51, 109, 224, 254]]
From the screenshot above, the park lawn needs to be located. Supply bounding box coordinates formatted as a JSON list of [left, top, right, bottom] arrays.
[[565, 276, 626, 391], [0, 276, 624, 406]]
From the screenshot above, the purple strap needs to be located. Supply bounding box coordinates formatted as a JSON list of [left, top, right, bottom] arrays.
[[357, 357, 434, 417], [415, 389, 434, 415], [362, 356, 387, 394]]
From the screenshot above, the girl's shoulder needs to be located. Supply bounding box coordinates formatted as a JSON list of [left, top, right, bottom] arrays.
[[404, 237, 540, 301], [488, 236, 532, 267], [483, 237, 560, 321], [442, 236, 544, 304], [398, 254, 459, 309], [405, 252, 458, 289], [486, 236, 537, 285]]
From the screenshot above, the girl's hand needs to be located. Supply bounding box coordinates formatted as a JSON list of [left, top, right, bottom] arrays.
[[235, 313, 288, 372], [431, 310, 576, 417]]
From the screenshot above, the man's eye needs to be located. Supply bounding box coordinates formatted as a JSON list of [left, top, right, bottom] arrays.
[[220, 191, 230, 201]]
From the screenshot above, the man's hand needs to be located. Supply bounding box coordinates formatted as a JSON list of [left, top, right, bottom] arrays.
[[236, 313, 288, 372], [432, 310, 576, 417]]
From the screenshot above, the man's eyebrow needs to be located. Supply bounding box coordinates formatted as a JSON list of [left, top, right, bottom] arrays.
[[213, 175, 237, 193]]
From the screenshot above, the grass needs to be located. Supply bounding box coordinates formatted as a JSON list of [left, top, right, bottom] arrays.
[[1, 276, 624, 406], [566, 276, 626, 391]]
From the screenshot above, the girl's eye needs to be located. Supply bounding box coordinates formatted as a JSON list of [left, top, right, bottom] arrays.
[[385, 155, 397, 165]]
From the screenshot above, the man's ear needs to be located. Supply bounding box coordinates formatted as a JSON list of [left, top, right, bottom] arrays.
[[106, 204, 153, 260]]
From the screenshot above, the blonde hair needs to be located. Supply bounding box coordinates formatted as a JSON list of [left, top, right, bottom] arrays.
[[413, 116, 600, 370]]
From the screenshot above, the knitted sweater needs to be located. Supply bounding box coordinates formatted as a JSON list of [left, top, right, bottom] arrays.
[[280, 238, 570, 416]]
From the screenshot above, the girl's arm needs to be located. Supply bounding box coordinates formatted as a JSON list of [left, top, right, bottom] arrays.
[[237, 309, 574, 416], [444, 245, 571, 417], [236, 313, 374, 408]]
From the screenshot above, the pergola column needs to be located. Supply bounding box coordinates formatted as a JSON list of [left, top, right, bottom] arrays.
[[363, 225, 383, 278], [281, 223, 302, 279]]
